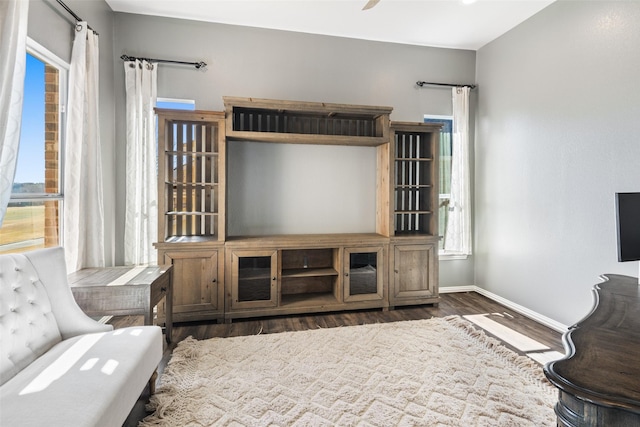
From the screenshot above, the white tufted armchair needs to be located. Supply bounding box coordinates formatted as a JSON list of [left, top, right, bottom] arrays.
[[0, 247, 163, 427]]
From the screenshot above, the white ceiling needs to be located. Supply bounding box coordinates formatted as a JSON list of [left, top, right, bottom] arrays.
[[105, 0, 555, 50]]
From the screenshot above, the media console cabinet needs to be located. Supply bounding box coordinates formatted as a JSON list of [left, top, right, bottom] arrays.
[[154, 98, 441, 323], [544, 274, 640, 427]]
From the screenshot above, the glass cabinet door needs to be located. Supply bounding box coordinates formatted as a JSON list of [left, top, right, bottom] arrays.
[[343, 247, 384, 302], [230, 250, 278, 309]]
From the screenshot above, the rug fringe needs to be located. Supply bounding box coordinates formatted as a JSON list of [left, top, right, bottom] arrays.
[[139, 386, 181, 426], [139, 336, 204, 426], [175, 336, 202, 359], [443, 315, 556, 396]]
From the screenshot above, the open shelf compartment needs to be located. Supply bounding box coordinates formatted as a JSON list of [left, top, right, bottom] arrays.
[[224, 96, 392, 146], [280, 248, 340, 306]]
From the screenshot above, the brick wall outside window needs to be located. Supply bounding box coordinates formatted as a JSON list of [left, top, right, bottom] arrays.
[[44, 65, 59, 247]]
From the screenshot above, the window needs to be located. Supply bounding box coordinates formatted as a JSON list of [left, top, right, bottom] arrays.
[[0, 40, 68, 255], [424, 115, 453, 252], [156, 98, 195, 110]]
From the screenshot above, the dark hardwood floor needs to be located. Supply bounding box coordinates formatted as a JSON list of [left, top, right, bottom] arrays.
[[115, 291, 564, 426]]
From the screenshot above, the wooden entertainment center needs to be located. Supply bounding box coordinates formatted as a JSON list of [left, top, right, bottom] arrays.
[[154, 97, 441, 323]]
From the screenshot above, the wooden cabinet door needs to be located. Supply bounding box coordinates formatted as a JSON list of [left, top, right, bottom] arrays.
[[343, 246, 384, 302], [161, 249, 221, 320], [391, 243, 437, 305], [229, 249, 278, 310]]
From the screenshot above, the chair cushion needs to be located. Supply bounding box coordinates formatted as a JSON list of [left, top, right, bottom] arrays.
[[0, 326, 163, 427], [0, 253, 62, 386]]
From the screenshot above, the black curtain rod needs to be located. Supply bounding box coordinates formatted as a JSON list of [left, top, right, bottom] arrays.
[[120, 55, 207, 70], [55, 0, 98, 35], [416, 81, 476, 89]]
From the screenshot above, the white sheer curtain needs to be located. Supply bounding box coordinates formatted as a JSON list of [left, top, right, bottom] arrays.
[[0, 0, 29, 226], [124, 60, 157, 265], [64, 22, 105, 272], [444, 86, 472, 255]]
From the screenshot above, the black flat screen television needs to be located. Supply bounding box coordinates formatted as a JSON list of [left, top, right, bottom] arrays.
[[615, 192, 640, 262]]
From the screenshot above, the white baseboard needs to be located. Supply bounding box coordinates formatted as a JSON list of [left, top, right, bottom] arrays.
[[440, 286, 568, 333], [440, 285, 476, 293]]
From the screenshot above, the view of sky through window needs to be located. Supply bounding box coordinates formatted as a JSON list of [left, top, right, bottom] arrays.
[[156, 98, 195, 110], [15, 53, 45, 184]]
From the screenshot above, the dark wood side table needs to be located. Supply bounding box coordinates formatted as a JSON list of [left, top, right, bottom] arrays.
[[544, 274, 640, 427], [68, 265, 173, 343]]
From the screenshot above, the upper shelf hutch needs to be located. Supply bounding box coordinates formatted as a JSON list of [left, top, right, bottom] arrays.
[[223, 96, 392, 147]]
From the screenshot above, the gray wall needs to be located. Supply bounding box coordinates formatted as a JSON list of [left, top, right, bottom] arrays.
[[112, 13, 476, 287], [475, 1, 640, 326], [27, 0, 116, 265], [25, 0, 640, 325], [227, 142, 378, 236]]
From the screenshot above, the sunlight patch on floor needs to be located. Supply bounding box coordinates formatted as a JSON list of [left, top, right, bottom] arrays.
[[463, 313, 567, 365], [464, 314, 550, 352], [527, 351, 565, 365]]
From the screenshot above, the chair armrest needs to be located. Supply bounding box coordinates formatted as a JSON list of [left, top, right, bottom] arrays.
[[24, 247, 113, 339]]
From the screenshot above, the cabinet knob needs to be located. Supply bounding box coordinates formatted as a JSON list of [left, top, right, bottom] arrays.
[[212, 279, 217, 283], [272, 277, 276, 281], [345, 273, 349, 277]]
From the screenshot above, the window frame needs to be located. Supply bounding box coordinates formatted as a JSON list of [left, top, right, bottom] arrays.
[[424, 114, 467, 260], [3, 38, 69, 250]]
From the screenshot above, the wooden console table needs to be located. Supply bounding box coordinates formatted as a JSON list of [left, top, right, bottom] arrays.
[[68, 265, 173, 343], [544, 274, 640, 426]]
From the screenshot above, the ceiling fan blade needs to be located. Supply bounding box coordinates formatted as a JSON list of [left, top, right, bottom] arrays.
[[362, 0, 380, 10]]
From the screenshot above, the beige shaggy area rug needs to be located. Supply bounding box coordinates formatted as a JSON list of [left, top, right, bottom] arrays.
[[140, 316, 557, 426]]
